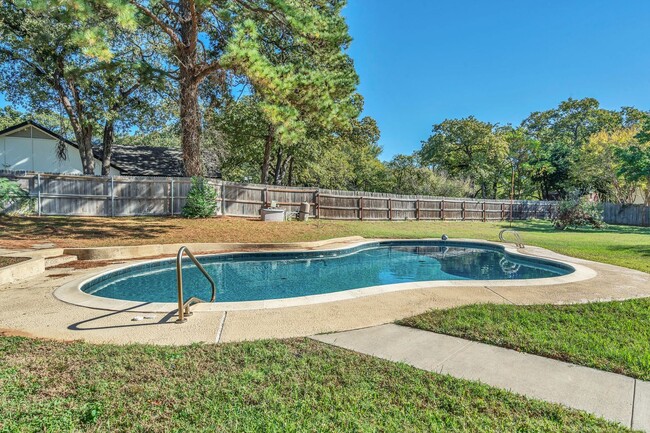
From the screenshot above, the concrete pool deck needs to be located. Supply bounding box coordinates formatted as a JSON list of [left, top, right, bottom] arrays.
[[0, 237, 649, 345]]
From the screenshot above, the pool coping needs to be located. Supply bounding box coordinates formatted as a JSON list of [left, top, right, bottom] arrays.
[[54, 239, 598, 313]]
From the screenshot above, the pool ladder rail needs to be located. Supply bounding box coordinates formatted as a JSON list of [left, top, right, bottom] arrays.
[[176, 246, 216, 324], [498, 229, 525, 249]]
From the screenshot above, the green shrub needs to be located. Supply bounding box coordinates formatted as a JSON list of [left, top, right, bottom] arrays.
[[181, 177, 217, 218], [553, 197, 604, 230], [0, 177, 32, 215]]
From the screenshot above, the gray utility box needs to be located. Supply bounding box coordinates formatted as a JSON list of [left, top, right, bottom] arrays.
[[261, 207, 285, 222], [298, 202, 310, 221]]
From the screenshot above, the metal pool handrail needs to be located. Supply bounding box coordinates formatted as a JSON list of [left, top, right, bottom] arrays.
[[498, 229, 525, 249], [176, 246, 216, 324]]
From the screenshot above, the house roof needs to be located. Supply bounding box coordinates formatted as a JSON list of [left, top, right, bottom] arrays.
[[0, 121, 221, 178], [94, 145, 186, 177]]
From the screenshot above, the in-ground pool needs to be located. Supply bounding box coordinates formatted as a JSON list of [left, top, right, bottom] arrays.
[[80, 241, 574, 304]]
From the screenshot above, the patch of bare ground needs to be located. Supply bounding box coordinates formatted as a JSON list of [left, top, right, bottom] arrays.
[[0, 256, 29, 268]]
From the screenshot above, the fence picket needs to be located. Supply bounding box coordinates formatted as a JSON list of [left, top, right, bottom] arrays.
[[0, 171, 575, 222]]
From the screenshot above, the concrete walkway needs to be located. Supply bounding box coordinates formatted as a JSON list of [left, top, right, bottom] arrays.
[[312, 324, 649, 431]]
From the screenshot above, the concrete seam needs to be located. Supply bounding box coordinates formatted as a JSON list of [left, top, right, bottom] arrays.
[[630, 379, 637, 428], [484, 285, 517, 305], [216, 311, 227, 343], [433, 339, 474, 371]]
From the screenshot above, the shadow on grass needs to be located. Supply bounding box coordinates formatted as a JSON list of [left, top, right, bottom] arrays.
[[605, 244, 650, 258], [504, 220, 650, 235], [0, 216, 179, 243]]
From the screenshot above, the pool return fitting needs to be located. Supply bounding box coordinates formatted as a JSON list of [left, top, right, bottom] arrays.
[[175, 246, 216, 323]]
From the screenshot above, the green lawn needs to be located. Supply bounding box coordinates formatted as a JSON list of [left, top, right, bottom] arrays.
[[0, 336, 631, 432], [400, 298, 650, 381]]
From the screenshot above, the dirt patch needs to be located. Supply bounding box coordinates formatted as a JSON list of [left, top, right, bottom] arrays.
[[47, 273, 73, 279], [0, 256, 29, 268], [0, 327, 37, 338], [0, 216, 329, 249]]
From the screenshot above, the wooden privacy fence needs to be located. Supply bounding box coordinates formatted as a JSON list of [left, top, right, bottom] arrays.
[[2, 172, 558, 220], [603, 203, 650, 227]]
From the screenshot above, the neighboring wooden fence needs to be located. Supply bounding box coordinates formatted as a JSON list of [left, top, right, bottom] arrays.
[[2, 172, 558, 221], [604, 203, 650, 227]]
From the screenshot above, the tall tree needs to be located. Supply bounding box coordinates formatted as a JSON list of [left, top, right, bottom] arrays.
[[520, 97, 631, 197], [420, 116, 508, 198], [615, 119, 650, 205], [498, 126, 541, 199], [576, 127, 641, 203], [120, 0, 359, 176]]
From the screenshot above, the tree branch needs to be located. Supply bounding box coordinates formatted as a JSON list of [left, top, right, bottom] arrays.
[[194, 61, 222, 81], [128, 1, 184, 50]]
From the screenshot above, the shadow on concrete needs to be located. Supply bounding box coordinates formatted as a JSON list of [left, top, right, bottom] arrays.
[[68, 302, 179, 332]]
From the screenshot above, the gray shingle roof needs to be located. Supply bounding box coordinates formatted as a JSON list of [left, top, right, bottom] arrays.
[[96, 145, 221, 178], [95, 145, 185, 176]]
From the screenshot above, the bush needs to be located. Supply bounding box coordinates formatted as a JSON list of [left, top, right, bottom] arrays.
[[0, 177, 32, 215], [181, 177, 218, 218], [553, 197, 604, 230]]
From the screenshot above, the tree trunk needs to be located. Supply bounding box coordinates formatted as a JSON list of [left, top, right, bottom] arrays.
[[178, 0, 203, 176], [273, 148, 283, 185], [67, 124, 95, 175], [101, 121, 114, 176], [287, 157, 294, 186], [57, 91, 95, 175], [272, 147, 294, 185], [179, 76, 203, 176], [261, 125, 274, 184], [79, 128, 95, 175]]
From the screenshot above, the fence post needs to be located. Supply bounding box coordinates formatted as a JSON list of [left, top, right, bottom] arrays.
[[416, 199, 420, 221], [359, 196, 364, 221], [221, 182, 226, 216], [110, 176, 115, 217], [37, 172, 41, 216], [461, 200, 465, 221], [482, 201, 486, 222], [440, 199, 445, 221], [170, 178, 174, 216], [388, 198, 392, 221], [315, 189, 320, 219]]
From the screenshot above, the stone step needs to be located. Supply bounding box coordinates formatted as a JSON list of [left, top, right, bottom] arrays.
[[44, 255, 78, 268]]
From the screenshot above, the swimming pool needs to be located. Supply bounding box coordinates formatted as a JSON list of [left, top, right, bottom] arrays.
[[80, 241, 574, 304]]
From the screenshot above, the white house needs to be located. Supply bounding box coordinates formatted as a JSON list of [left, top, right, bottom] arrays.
[[0, 121, 119, 175], [0, 121, 221, 177]]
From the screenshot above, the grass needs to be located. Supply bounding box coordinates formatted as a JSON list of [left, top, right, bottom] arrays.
[[0, 257, 28, 268], [400, 298, 650, 381], [0, 336, 631, 432], [1, 216, 649, 272]]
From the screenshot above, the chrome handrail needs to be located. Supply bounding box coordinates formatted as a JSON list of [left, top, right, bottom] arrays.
[[176, 246, 216, 323], [498, 229, 525, 249]]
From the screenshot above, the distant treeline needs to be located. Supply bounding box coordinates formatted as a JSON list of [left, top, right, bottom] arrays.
[[2, 96, 649, 204]]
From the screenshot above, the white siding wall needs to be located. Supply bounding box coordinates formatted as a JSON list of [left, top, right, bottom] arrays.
[[0, 126, 119, 175]]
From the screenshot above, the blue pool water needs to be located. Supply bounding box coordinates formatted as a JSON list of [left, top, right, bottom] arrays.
[[81, 241, 573, 303]]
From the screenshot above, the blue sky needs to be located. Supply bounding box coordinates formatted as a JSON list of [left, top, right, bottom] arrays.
[[343, 0, 650, 159], [3, 1, 650, 160]]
